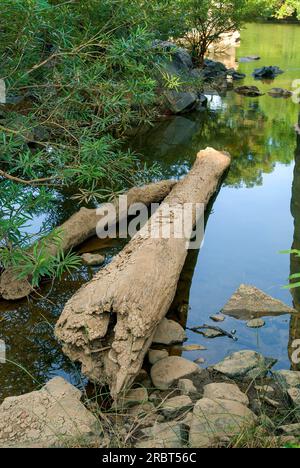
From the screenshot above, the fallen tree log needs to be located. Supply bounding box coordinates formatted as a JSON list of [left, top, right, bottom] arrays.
[[0, 180, 176, 301], [55, 148, 231, 397]]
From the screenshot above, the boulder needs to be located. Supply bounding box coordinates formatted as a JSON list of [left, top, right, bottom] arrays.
[[247, 318, 265, 329], [189, 397, 257, 448], [113, 387, 148, 409], [222, 284, 296, 320], [273, 370, 300, 389], [178, 379, 197, 395], [234, 86, 263, 97], [253, 66, 283, 79], [227, 69, 246, 80], [211, 350, 277, 380], [268, 88, 293, 98], [81, 253, 105, 266], [153, 40, 193, 74], [203, 382, 249, 406], [138, 420, 185, 448], [164, 90, 198, 114], [0, 377, 101, 448], [151, 356, 200, 390], [153, 318, 187, 345], [160, 395, 193, 418], [287, 388, 300, 407], [148, 349, 169, 365]]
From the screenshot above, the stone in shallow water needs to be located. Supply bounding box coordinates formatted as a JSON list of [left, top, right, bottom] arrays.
[[247, 318, 265, 329], [151, 356, 200, 390], [189, 397, 257, 448], [153, 318, 187, 345], [203, 382, 249, 406], [181, 344, 207, 351], [0, 377, 101, 448], [222, 284, 296, 320], [211, 350, 277, 380], [81, 253, 105, 266], [210, 314, 225, 322]]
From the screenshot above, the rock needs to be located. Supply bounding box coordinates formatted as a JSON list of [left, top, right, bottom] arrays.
[[222, 284, 296, 320], [0, 377, 101, 448], [153, 318, 186, 345], [212, 350, 277, 380], [287, 388, 300, 407], [239, 55, 260, 62], [151, 356, 200, 390], [202, 328, 224, 338], [227, 69, 246, 80], [178, 379, 197, 395], [81, 253, 105, 266], [273, 370, 300, 389], [153, 40, 193, 73], [138, 420, 185, 448], [268, 88, 293, 98], [113, 387, 148, 409], [194, 357, 205, 364], [189, 398, 257, 448], [203, 383, 249, 406], [253, 66, 283, 79], [210, 314, 225, 323], [164, 90, 198, 114], [148, 349, 168, 364], [279, 423, 300, 435], [129, 402, 155, 417], [234, 86, 263, 97], [181, 344, 207, 351], [160, 395, 193, 418], [261, 396, 280, 408], [255, 385, 275, 395], [247, 318, 265, 329]]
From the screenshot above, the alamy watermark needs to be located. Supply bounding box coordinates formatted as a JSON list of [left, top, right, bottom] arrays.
[[95, 197, 205, 250]]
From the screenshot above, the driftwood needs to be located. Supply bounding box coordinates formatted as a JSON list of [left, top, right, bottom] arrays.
[[0, 180, 176, 301], [55, 148, 231, 397]]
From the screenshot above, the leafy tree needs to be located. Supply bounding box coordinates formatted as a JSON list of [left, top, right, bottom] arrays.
[[179, 0, 253, 66]]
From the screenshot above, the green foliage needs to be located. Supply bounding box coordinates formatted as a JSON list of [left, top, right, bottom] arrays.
[[0, 0, 178, 285], [178, 0, 253, 66]]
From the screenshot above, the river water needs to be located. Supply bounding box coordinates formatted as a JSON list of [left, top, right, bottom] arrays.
[[0, 23, 300, 401]]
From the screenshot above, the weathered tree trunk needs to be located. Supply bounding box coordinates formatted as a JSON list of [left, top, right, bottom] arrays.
[[0, 180, 176, 301], [55, 148, 231, 397]]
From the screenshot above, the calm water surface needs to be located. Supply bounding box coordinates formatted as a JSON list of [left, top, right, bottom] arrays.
[[0, 23, 300, 400]]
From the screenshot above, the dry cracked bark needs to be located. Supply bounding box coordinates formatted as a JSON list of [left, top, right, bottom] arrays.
[[55, 148, 231, 397], [0, 180, 175, 301]]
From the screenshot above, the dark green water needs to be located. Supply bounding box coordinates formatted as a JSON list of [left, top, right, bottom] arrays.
[[0, 23, 300, 400]]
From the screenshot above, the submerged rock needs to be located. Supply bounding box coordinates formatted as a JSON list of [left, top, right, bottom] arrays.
[[222, 284, 296, 320], [247, 318, 265, 329], [234, 86, 263, 97], [151, 356, 200, 390], [253, 66, 283, 79], [268, 88, 293, 98], [81, 253, 105, 266], [211, 350, 277, 380], [153, 318, 187, 345], [239, 55, 260, 62], [0, 377, 101, 448], [189, 397, 256, 448]]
